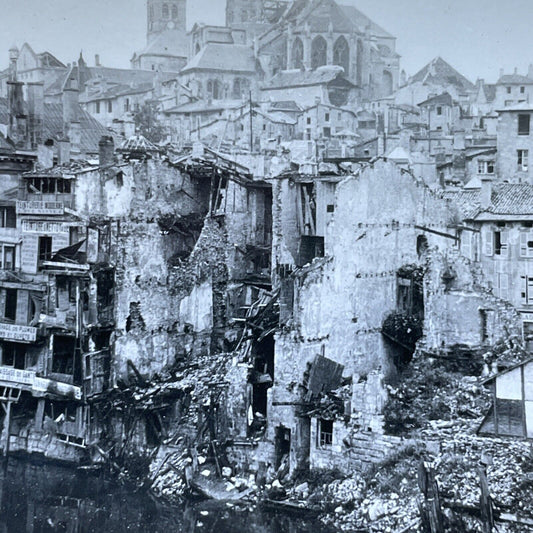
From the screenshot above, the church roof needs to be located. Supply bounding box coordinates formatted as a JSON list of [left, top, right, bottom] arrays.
[[286, 0, 394, 39], [262, 66, 352, 90], [181, 43, 257, 73], [410, 57, 474, 94], [136, 30, 189, 59]]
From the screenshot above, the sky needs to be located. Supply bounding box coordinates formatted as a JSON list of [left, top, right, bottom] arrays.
[[1, 0, 532, 82]]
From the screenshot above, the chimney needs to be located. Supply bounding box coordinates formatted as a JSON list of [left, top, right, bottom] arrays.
[[7, 81, 27, 147], [514, 67, 518, 75], [95, 54, 100, 67], [58, 139, 71, 165], [27, 81, 44, 149], [528, 64, 533, 80], [69, 121, 82, 156], [8, 45, 19, 82], [123, 118, 136, 139], [99, 135, 115, 167], [499, 68, 504, 79], [480, 176, 493, 209], [62, 78, 79, 138], [38, 142, 54, 169]]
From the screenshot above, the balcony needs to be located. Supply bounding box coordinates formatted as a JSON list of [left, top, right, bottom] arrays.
[[0, 365, 82, 400]]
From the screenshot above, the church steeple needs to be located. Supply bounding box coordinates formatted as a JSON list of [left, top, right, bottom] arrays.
[[147, 0, 187, 42]]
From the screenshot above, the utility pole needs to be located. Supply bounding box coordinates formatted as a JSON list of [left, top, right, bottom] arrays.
[[249, 90, 253, 153]]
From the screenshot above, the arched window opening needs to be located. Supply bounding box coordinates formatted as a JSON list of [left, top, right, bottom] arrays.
[[311, 36, 327, 70], [382, 70, 393, 96], [171, 4, 178, 19], [233, 78, 242, 99], [291, 38, 304, 69], [333, 36, 350, 76], [162, 3, 169, 18]]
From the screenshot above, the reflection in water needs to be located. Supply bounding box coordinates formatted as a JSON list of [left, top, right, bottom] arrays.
[[0, 457, 337, 533]]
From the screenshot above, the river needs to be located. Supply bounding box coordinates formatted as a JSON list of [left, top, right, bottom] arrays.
[[0, 456, 338, 533]]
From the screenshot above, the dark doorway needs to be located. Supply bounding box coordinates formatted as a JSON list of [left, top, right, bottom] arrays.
[[275, 425, 291, 470]]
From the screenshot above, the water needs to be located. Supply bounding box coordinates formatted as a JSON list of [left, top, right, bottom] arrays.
[[0, 457, 338, 533]]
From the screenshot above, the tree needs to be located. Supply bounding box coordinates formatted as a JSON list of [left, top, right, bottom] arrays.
[[133, 102, 166, 144]]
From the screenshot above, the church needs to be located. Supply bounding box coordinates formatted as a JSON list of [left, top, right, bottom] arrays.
[[131, 0, 399, 103]]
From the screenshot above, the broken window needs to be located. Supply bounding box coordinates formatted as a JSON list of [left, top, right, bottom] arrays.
[[319, 419, 333, 446], [38, 236, 53, 262], [2, 343, 26, 369], [52, 335, 76, 375], [0, 207, 16, 228], [4, 288, 17, 322], [519, 114, 531, 135], [518, 149, 529, 171]]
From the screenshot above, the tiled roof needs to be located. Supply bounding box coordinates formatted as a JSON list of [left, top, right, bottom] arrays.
[[443, 183, 533, 220], [262, 67, 349, 89], [497, 74, 533, 85], [135, 30, 188, 59], [339, 4, 394, 39], [268, 100, 303, 112], [496, 101, 533, 112], [164, 99, 244, 114], [418, 92, 454, 107], [410, 57, 474, 93], [182, 43, 257, 73], [42, 103, 119, 154], [119, 134, 159, 153], [81, 82, 153, 103], [0, 98, 118, 154]]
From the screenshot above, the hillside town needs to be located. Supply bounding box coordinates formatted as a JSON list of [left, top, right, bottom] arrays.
[[1, 0, 533, 532]]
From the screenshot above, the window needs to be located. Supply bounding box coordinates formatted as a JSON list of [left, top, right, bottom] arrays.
[[521, 86, 526, 94], [0, 207, 16, 228], [325, 113, 330, 122], [38, 236, 53, 262], [478, 160, 495, 174], [327, 204, 335, 213], [338, 112, 342, 120], [522, 275, 533, 305], [520, 231, 533, 257], [323, 127, 331, 137], [518, 149, 529, 171], [124, 98, 130, 112], [2, 343, 26, 370], [436, 106, 443, 116], [507, 87, 512, 94], [108, 101, 113, 113], [518, 114, 530, 135], [494, 230, 508, 256], [319, 419, 333, 446], [307, 117, 311, 125], [496, 273, 509, 300], [4, 289, 17, 321], [162, 3, 169, 18], [171, 4, 178, 19], [95, 101, 100, 113], [3, 246, 15, 271]]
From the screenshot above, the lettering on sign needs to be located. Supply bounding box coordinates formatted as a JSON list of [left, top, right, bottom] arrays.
[[17, 201, 64, 215], [0, 366, 35, 385], [22, 220, 69, 234], [521, 313, 533, 322], [0, 323, 38, 342]]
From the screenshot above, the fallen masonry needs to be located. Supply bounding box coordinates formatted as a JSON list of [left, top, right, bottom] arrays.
[[0, 141, 533, 532]]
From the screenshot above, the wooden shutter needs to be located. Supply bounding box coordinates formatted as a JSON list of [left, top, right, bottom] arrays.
[[483, 229, 493, 256]]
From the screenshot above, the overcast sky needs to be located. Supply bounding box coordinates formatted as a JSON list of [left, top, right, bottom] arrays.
[[1, 0, 531, 82]]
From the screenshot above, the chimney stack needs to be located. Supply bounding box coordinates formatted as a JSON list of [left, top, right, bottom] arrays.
[[69, 121, 82, 157], [480, 176, 493, 209], [58, 139, 71, 166], [62, 78, 79, 138], [27, 81, 44, 149], [99, 136, 115, 167], [95, 54, 100, 67], [499, 68, 504, 79], [7, 80, 27, 147], [528, 64, 533, 80]]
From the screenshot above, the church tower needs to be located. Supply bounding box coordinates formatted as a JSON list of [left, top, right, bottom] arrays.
[[226, 0, 264, 25], [147, 0, 187, 43]]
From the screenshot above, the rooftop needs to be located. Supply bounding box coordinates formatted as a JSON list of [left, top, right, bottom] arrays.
[[181, 43, 257, 74], [410, 57, 475, 93]]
